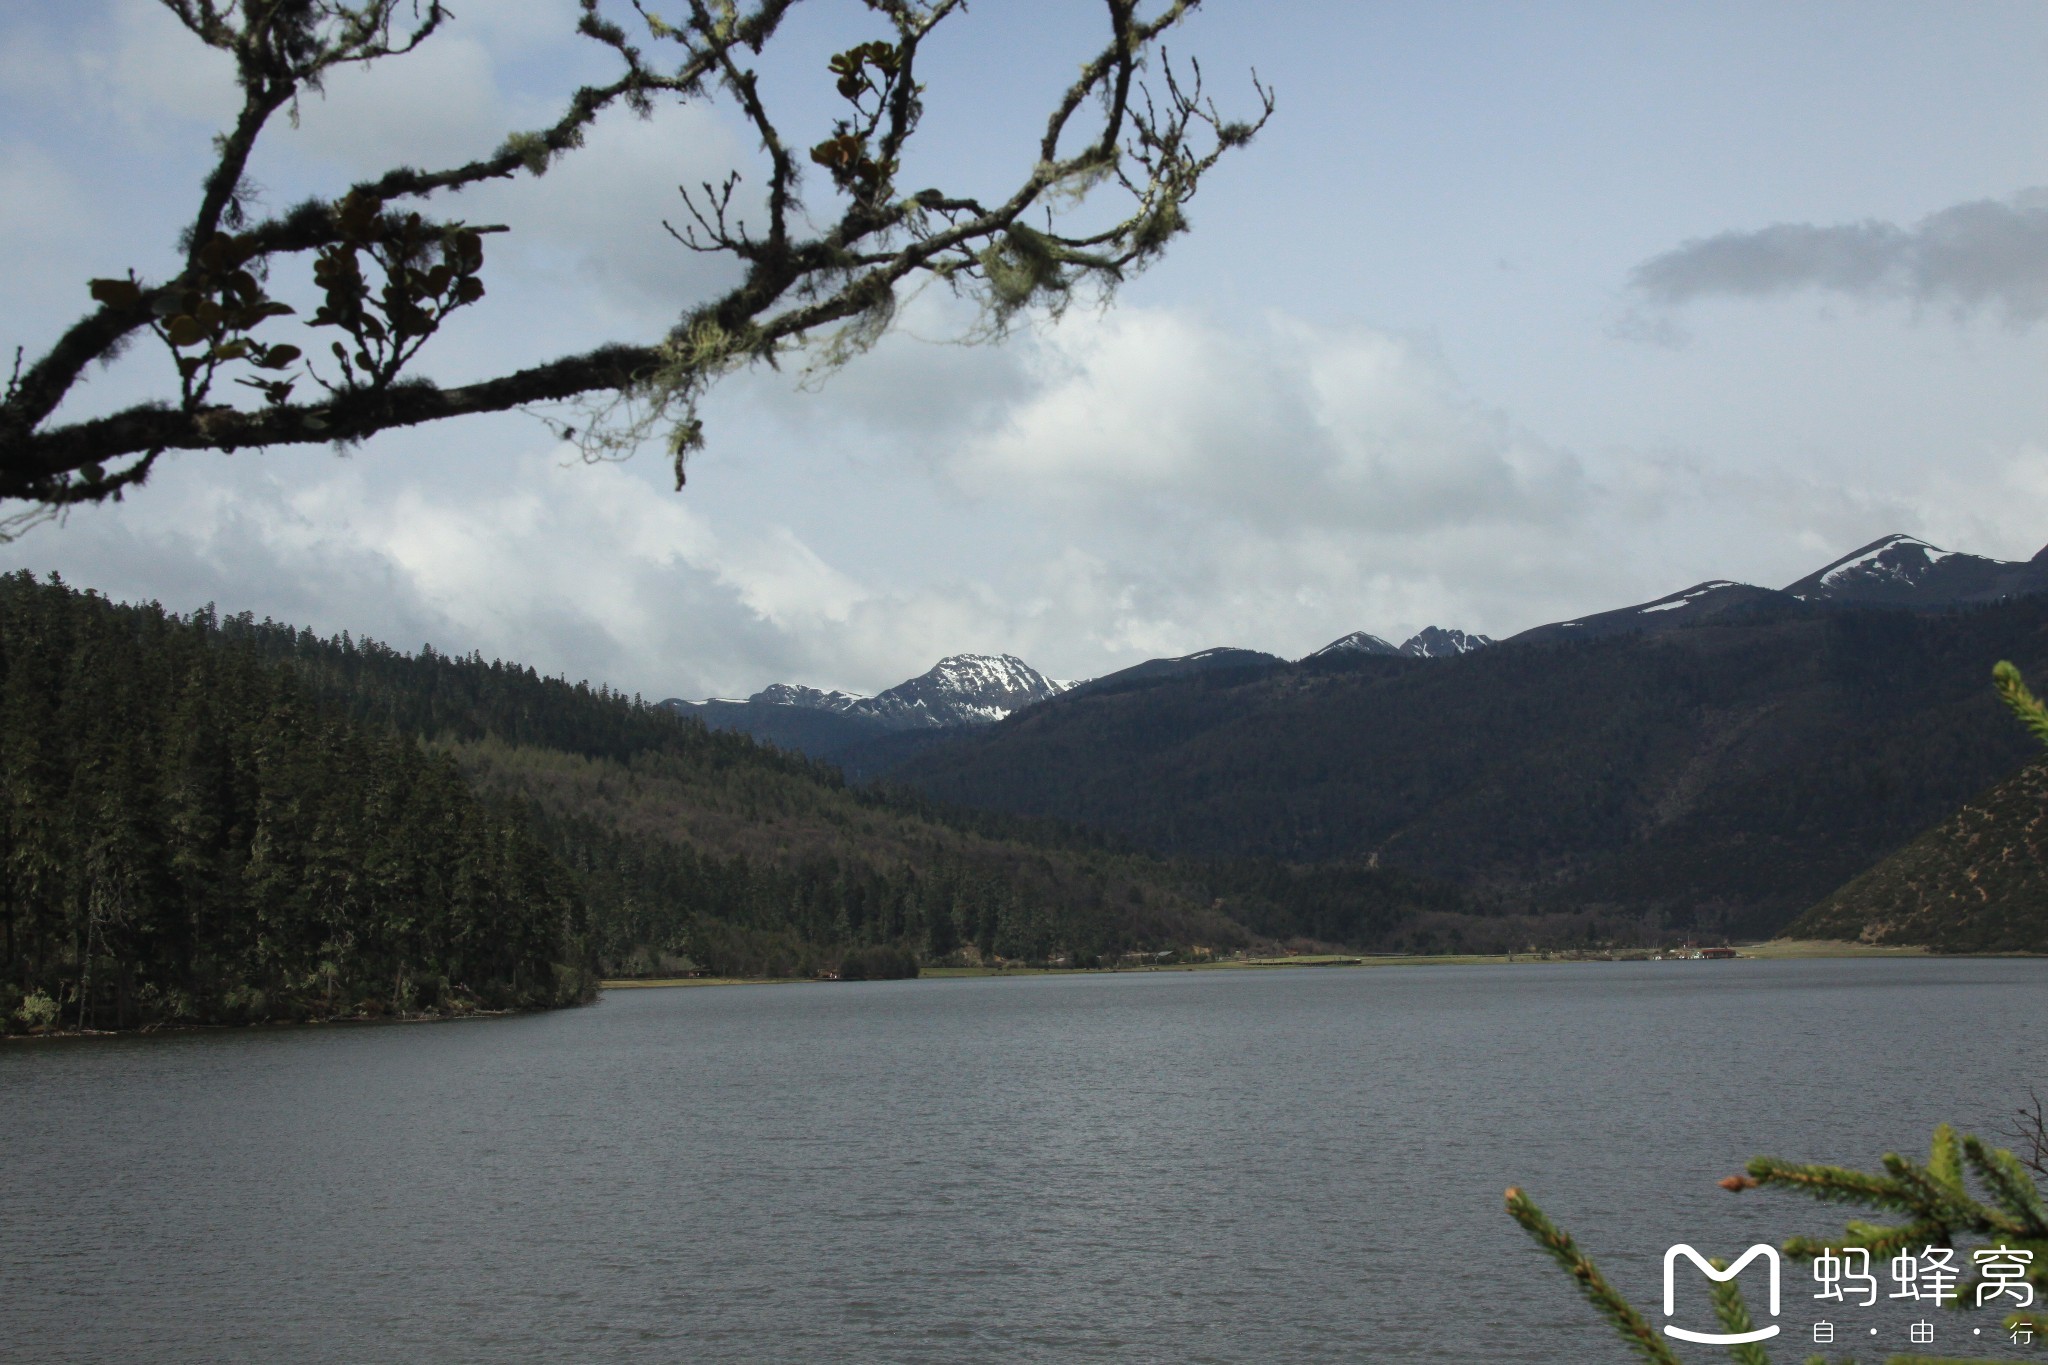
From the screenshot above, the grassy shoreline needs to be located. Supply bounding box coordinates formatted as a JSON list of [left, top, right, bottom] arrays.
[[5, 941, 1986, 1035], [598, 937, 1969, 991]]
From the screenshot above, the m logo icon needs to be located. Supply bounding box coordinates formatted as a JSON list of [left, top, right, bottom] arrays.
[[1662, 1243, 1782, 1344]]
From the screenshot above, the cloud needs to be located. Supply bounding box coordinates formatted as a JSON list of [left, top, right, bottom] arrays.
[[1627, 189, 2048, 328], [0, 438, 857, 699], [276, 31, 507, 175], [942, 308, 1589, 536], [713, 305, 1626, 667], [0, 1, 239, 132], [472, 103, 753, 316]]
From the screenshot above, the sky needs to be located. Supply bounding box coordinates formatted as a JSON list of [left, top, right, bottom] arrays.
[[7, 0, 2048, 700]]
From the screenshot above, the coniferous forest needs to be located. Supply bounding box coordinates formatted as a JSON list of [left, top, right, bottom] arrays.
[[0, 572, 593, 1033]]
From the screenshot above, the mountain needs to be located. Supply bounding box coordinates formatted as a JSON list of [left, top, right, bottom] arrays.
[[1505, 534, 2048, 650], [664, 653, 1071, 759], [1399, 626, 1494, 658], [1305, 627, 1493, 661], [1067, 646, 1289, 699], [860, 653, 1072, 727], [877, 537, 2048, 938], [1784, 532, 2048, 606], [1307, 631, 1399, 659], [753, 682, 866, 712], [1509, 580, 1796, 646], [1788, 758, 2048, 952], [667, 696, 894, 758], [10, 573, 1536, 1033]]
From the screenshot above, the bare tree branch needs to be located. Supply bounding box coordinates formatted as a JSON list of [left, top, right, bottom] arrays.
[[0, 0, 1271, 514]]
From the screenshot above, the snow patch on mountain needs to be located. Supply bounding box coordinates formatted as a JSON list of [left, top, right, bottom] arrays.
[[862, 653, 1073, 728], [1307, 631, 1400, 660], [1636, 581, 1739, 614], [697, 654, 1072, 730], [1308, 627, 1492, 661], [752, 682, 867, 711], [1399, 626, 1494, 657], [1816, 534, 1953, 588]]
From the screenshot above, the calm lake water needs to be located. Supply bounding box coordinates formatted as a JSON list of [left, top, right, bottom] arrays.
[[5, 958, 2047, 1362]]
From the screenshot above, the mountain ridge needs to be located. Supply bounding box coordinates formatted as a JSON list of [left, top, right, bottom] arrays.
[[874, 550, 2048, 938], [667, 532, 2048, 769]]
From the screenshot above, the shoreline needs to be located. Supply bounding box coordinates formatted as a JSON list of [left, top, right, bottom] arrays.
[[598, 938, 1951, 991], [2, 941, 1976, 1037], [2, 1001, 545, 1044]]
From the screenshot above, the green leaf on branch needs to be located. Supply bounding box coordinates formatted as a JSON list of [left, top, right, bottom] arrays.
[[88, 278, 143, 309], [165, 315, 209, 348]]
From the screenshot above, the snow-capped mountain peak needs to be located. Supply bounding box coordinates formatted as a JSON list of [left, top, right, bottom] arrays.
[[1306, 631, 1400, 660], [1782, 532, 2043, 605], [1305, 627, 1493, 662], [1813, 535, 1951, 588], [751, 682, 867, 712], [692, 654, 1073, 732], [1399, 626, 1495, 657], [865, 653, 1072, 727]]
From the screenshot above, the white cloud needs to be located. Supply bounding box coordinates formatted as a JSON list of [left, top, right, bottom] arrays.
[[0, 145, 94, 250], [944, 309, 1588, 537], [0, 1, 239, 132], [276, 31, 506, 175], [473, 102, 754, 316], [0, 439, 857, 698]]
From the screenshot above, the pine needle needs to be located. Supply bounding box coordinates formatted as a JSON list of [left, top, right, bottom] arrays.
[[1993, 661, 2048, 747], [1505, 1187, 1684, 1365]]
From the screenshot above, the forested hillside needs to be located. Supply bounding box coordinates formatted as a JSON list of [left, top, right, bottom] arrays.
[[886, 597, 2048, 938], [1789, 758, 2048, 951], [0, 573, 591, 1034], [5, 573, 1547, 1033]]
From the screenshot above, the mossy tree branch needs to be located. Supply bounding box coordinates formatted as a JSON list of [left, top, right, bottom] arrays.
[[0, 0, 1270, 519]]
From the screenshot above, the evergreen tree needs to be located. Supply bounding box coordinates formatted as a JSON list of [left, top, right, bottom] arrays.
[[0, 572, 590, 1032]]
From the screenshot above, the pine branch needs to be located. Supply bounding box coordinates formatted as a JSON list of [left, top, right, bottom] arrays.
[[1750, 1156, 1924, 1220], [1504, 1186, 1684, 1365], [1962, 1136, 2048, 1237], [1993, 662, 2048, 747], [1705, 1258, 1772, 1365]]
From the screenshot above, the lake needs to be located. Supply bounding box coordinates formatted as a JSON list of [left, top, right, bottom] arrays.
[[5, 958, 2045, 1361]]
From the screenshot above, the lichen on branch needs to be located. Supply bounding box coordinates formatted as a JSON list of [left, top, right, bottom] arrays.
[[0, 0, 1271, 523]]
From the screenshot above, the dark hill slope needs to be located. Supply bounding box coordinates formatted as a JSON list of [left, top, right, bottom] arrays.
[[887, 598, 2048, 936], [1786, 759, 2048, 952], [203, 611, 1256, 973], [172, 590, 1504, 970]]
